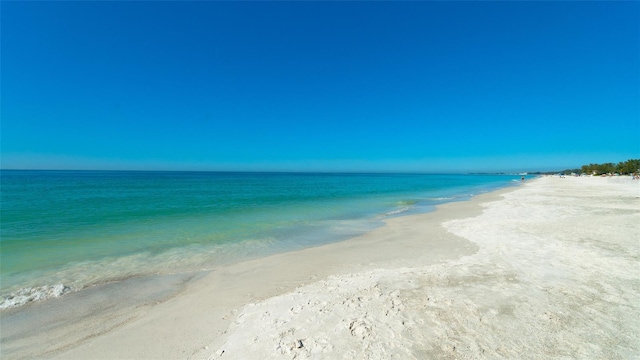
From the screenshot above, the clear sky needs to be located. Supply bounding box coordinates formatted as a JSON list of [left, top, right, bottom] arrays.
[[2, 1, 639, 173]]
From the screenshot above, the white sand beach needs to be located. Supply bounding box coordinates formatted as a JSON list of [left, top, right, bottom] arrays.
[[202, 176, 640, 359], [2, 176, 639, 359]]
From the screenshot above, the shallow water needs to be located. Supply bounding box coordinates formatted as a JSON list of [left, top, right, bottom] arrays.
[[0, 171, 518, 307]]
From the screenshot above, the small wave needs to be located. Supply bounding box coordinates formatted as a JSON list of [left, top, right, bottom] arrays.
[[396, 200, 418, 206], [385, 206, 411, 216], [423, 196, 457, 202], [0, 284, 71, 310], [434, 196, 456, 201]]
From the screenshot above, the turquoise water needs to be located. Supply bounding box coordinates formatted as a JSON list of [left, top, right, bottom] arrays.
[[1, 171, 518, 307]]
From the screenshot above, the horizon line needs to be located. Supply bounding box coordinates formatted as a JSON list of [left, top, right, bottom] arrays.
[[0, 168, 547, 175]]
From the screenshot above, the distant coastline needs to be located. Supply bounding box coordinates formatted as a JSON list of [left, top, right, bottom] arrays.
[[471, 158, 640, 176]]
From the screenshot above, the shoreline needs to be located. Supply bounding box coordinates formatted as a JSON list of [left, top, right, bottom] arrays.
[[1, 180, 514, 359], [2, 176, 638, 359], [0, 172, 516, 308]]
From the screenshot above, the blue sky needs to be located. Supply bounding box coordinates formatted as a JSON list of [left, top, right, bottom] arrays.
[[2, 2, 638, 173]]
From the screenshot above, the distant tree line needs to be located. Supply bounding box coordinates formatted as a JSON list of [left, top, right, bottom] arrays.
[[530, 159, 640, 176], [579, 159, 640, 175]]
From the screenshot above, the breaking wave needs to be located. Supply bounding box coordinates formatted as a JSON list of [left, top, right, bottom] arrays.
[[0, 284, 72, 309]]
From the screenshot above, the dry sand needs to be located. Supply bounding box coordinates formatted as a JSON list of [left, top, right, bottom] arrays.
[[2, 176, 638, 359], [204, 176, 640, 359]]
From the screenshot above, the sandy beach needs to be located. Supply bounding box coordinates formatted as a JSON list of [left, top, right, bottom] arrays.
[[2, 176, 639, 359]]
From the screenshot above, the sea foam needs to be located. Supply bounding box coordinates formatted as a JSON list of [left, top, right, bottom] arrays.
[[0, 284, 71, 309]]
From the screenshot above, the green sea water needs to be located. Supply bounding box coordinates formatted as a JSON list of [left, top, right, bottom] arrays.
[[0, 170, 519, 307]]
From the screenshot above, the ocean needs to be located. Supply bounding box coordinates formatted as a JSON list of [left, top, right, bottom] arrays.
[[0, 170, 519, 308]]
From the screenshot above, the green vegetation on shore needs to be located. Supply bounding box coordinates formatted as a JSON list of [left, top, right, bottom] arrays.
[[532, 159, 640, 176]]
